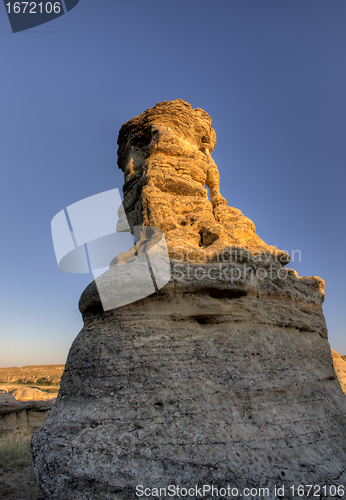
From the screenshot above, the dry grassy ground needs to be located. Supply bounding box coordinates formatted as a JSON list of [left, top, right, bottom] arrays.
[[0, 365, 64, 385], [0, 436, 43, 500]]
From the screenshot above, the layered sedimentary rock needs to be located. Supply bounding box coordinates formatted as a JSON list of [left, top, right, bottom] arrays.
[[32, 100, 346, 500], [0, 399, 53, 441], [332, 349, 346, 395]]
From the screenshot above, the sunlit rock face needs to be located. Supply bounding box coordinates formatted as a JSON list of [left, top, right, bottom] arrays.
[[0, 399, 53, 441], [32, 101, 346, 500], [117, 99, 289, 265]]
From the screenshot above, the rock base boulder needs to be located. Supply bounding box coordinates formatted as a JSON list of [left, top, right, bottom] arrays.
[[31, 263, 346, 499], [1, 399, 54, 441]]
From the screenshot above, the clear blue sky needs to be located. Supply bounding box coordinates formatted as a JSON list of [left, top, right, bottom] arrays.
[[0, 0, 345, 367]]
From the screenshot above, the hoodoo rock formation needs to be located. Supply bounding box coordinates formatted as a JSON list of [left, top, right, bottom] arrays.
[[0, 399, 54, 441], [32, 100, 346, 500], [116, 100, 289, 265]]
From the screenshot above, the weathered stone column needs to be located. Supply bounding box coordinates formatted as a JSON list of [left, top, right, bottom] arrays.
[[32, 100, 346, 500]]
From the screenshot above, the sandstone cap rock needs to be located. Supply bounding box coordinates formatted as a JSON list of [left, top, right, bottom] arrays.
[[116, 99, 290, 265]]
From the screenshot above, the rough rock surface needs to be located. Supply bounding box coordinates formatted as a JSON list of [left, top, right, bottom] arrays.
[[0, 364, 64, 384], [32, 101, 346, 500], [0, 393, 17, 404]]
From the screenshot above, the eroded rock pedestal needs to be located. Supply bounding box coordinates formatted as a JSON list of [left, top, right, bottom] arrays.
[[32, 101, 346, 500]]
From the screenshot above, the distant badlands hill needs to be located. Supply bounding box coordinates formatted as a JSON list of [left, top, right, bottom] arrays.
[[332, 350, 346, 394]]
